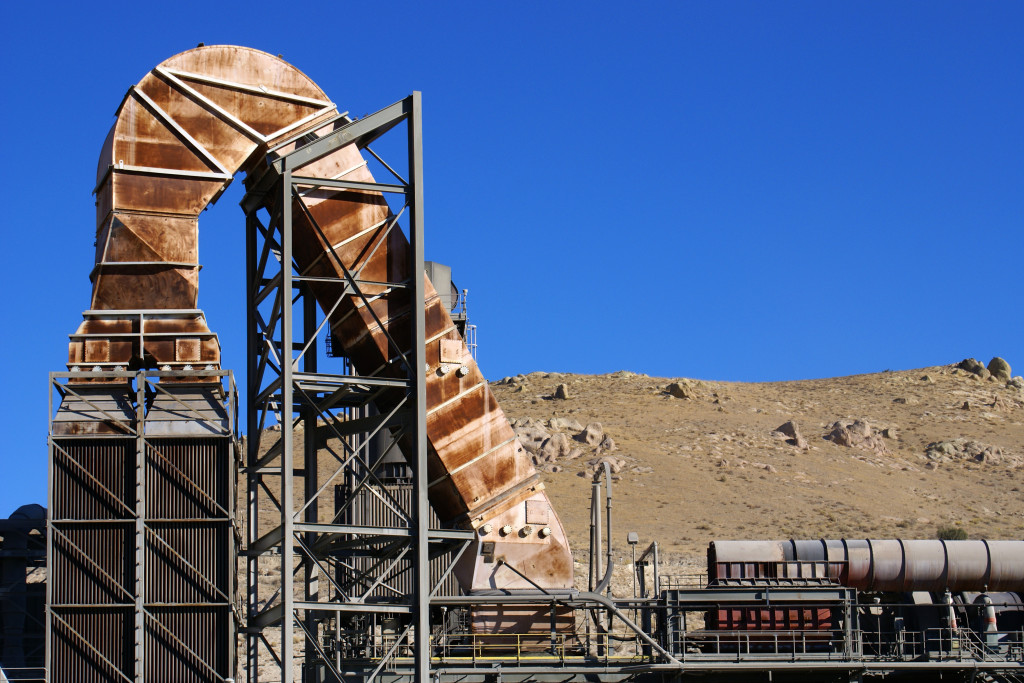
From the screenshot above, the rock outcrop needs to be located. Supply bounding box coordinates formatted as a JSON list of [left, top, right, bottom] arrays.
[[772, 420, 807, 449], [666, 382, 693, 399], [958, 358, 991, 380], [926, 439, 1003, 464], [574, 422, 605, 446], [988, 357, 1012, 382], [824, 420, 890, 455]]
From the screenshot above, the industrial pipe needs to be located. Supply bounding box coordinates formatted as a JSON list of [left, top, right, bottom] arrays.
[[68, 45, 572, 592], [709, 539, 1024, 592]]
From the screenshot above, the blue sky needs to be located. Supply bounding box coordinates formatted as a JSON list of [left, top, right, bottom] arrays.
[[1, 1, 1021, 509]]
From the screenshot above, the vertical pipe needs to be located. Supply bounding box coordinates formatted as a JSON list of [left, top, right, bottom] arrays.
[[245, 211, 259, 683], [280, 169, 295, 683], [589, 481, 600, 592], [631, 544, 637, 598], [653, 542, 660, 595], [603, 471, 613, 596], [844, 591, 853, 658], [409, 91, 431, 683], [981, 594, 998, 649]]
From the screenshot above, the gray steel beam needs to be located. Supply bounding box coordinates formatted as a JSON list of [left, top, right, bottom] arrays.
[[408, 90, 431, 683], [290, 176, 408, 195], [241, 99, 409, 214], [280, 168, 296, 683], [273, 98, 410, 174], [294, 601, 413, 614], [245, 209, 260, 682], [291, 522, 474, 541]]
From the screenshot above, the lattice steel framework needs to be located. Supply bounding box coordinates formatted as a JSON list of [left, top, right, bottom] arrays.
[[242, 94, 473, 683]]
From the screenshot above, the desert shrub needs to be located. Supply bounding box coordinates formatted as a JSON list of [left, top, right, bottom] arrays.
[[936, 525, 967, 541]]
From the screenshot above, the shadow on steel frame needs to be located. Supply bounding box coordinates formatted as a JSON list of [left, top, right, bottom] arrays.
[[241, 92, 476, 683]]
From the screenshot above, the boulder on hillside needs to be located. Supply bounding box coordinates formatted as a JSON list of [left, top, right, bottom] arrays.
[[666, 382, 693, 399], [553, 383, 570, 400], [588, 456, 626, 474], [514, 423, 550, 455], [539, 432, 572, 460], [925, 439, 1003, 464], [574, 422, 604, 446], [548, 417, 584, 432], [958, 358, 984, 374], [957, 358, 991, 380], [824, 420, 890, 455], [773, 420, 807, 449], [988, 357, 1012, 382]]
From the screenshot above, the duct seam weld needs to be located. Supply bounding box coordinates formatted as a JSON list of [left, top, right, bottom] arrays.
[[129, 87, 229, 175], [300, 216, 389, 275], [427, 381, 486, 417], [429, 436, 519, 488]]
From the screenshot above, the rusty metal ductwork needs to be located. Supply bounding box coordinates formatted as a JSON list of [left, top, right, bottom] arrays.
[[68, 45, 572, 592], [709, 539, 1024, 592]]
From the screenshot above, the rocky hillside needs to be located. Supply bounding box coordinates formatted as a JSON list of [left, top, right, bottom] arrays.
[[238, 358, 1021, 672], [490, 358, 1024, 577]]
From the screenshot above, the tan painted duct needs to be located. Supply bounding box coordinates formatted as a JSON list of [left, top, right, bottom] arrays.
[[70, 45, 571, 591], [709, 539, 1024, 592]]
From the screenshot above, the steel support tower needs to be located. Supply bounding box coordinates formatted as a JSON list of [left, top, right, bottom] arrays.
[[242, 94, 473, 683]]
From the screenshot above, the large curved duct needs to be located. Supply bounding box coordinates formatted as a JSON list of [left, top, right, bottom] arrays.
[[709, 539, 1024, 592], [68, 45, 572, 591]]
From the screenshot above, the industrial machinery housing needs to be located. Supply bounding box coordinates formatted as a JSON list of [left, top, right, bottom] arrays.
[[43, 45, 1024, 683]]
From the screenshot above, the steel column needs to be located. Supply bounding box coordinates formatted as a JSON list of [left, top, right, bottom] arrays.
[[408, 90, 430, 683], [280, 168, 295, 683], [245, 210, 260, 683]]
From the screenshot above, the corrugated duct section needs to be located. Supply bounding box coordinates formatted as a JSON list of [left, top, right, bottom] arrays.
[[709, 539, 1024, 592], [74, 44, 571, 591]]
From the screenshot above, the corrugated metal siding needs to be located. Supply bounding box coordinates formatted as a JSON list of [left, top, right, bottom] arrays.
[[50, 608, 132, 683], [145, 607, 231, 682], [50, 429, 235, 682], [51, 439, 133, 521], [146, 439, 230, 520], [335, 480, 461, 600], [51, 523, 132, 606]]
